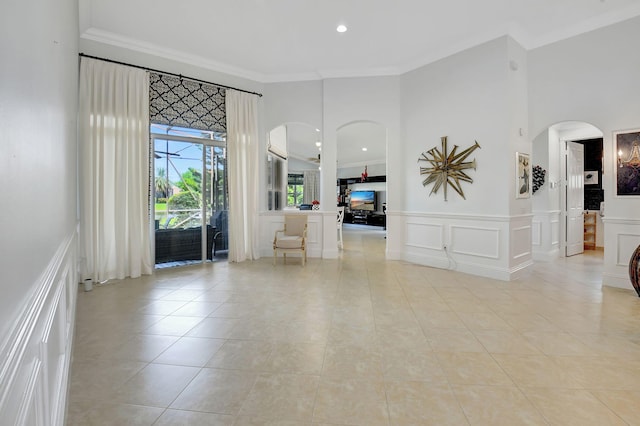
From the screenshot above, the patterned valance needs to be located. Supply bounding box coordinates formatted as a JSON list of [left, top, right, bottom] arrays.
[[149, 72, 226, 132]]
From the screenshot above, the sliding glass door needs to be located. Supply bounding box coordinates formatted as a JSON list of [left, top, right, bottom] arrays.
[[152, 125, 227, 266]]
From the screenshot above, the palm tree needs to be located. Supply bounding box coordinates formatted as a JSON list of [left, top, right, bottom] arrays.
[[155, 167, 171, 199]]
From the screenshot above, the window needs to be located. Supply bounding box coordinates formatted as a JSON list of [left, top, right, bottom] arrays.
[[287, 173, 304, 207]]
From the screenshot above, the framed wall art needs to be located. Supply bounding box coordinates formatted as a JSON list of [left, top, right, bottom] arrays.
[[516, 152, 531, 199], [615, 129, 640, 196], [584, 171, 599, 185]]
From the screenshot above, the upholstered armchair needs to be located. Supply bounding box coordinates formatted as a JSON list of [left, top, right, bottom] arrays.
[[273, 214, 308, 265]]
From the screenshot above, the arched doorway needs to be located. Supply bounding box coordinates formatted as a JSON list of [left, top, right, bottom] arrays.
[[531, 121, 604, 261], [336, 121, 387, 249]]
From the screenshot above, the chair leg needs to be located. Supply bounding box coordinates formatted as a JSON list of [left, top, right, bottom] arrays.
[[338, 227, 343, 249], [273, 249, 276, 265]]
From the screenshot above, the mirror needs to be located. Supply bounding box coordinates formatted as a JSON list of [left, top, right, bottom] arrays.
[[267, 122, 321, 210], [287, 123, 322, 172]]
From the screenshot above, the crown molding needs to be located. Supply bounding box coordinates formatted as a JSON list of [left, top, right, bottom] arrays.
[[526, 2, 640, 50], [80, 28, 266, 83]]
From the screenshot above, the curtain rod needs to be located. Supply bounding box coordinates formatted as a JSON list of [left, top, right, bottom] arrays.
[[79, 53, 263, 97]]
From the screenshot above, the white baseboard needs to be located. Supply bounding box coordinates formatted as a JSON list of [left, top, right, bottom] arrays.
[[532, 248, 560, 262], [402, 252, 530, 281], [602, 272, 635, 292], [322, 249, 339, 259]]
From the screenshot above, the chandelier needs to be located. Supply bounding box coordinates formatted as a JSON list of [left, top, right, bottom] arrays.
[[618, 141, 640, 169]]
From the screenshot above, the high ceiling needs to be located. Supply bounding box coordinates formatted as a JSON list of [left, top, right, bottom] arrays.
[[81, 0, 640, 83], [81, 0, 639, 168]]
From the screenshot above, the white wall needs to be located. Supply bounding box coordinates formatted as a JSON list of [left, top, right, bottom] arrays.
[[0, 0, 79, 424], [263, 81, 324, 131], [402, 37, 512, 214], [529, 15, 640, 290], [398, 36, 531, 280]]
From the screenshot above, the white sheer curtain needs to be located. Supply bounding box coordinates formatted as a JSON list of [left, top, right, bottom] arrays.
[[226, 90, 260, 262], [78, 58, 152, 282], [303, 170, 320, 204]]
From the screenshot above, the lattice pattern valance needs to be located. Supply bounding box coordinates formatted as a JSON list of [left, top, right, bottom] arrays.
[[149, 72, 226, 132]]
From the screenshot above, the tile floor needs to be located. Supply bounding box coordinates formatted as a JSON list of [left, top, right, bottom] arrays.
[[66, 225, 640, 425]]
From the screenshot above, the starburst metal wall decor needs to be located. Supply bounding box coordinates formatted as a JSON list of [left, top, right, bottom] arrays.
[[418, 136, 481, 201]]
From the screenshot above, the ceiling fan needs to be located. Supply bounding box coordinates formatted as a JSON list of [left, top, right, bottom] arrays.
[[306, 153, 320, 163]]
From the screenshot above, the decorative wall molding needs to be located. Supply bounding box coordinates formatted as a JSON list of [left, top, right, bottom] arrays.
[[602, 217, 640, 225], [0, 232, 77, 426], [397, 211, 532, 281], [405, 222, 443, 250], [512, 225, 532, 260], [81, 28, 267, 83], [450, 225, 500, 259], [550, 219, 560, 246], [532, 209, 561, 217], [399, 211, 532, 223], [259, 209, 533, 281], [532, 221, 542, 246], [616, 233, 640, 266], [532, 210, 561, 262]]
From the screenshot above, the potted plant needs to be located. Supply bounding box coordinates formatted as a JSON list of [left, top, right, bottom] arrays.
[[312, 200, 320, 210]]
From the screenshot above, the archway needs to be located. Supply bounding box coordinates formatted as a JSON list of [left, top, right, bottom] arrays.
[[336, 121, 387, 247], [531, 121, 604, 261]]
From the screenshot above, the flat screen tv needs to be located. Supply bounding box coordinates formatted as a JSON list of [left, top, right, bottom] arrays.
[[350, 190, 375, 211]]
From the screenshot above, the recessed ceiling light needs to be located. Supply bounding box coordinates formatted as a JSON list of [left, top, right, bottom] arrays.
[[336, 24, 347, 33], [362, 147, 368, 151], [315, 141, 322, 147], [315, 128, 320, 132]]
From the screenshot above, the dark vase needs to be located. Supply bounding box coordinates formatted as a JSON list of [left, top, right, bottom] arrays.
[[628, 245, 640, 297]]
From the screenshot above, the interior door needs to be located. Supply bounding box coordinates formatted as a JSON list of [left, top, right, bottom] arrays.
[[566, 141, 585, 257]]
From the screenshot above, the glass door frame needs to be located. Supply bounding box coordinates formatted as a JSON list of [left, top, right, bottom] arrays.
[[151, 132, 227, 265]]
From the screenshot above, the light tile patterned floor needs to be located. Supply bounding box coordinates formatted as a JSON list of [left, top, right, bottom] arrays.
[[66, 225, 640, 425]]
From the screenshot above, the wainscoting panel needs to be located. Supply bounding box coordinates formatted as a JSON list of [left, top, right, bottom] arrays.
[[397, 212, 530, 281], [405, 222, 443, 250], [512, 225, 532, 260], [603, 217, 640, 291], [0, 233, 77, 426], [532, 221, 542, 246], [551, 219, 560, 246], [450, 226, 500, 259], [532, 211, 561, 261], [616, 233, 640, 267]]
